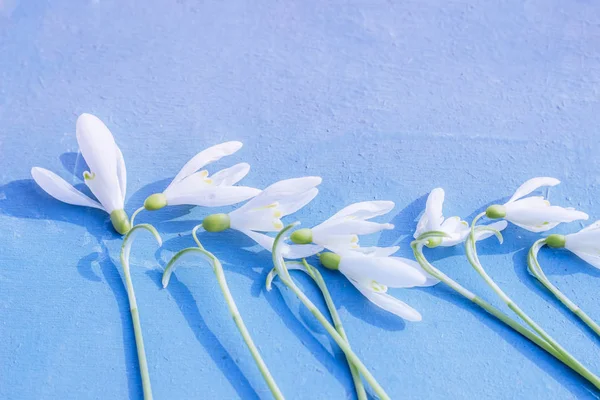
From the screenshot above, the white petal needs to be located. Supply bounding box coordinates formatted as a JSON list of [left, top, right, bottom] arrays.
[[230, 206, 283, 232], [313, 220, 393, 238], [236, 177, 322, 212], [351, 246, 400, 257], [31, 167, 104, 211], [580, 220, 600, 233], [314, 234, 360, 251], [414, 188, 444, 238], [440, 216, 463, 233], [115, 145, 127, 201], [506, 205, 588, 232], [507, 177, 560, 203], [278, 187, 319, 216], [167, 141, 243, 189], [76, 114, 119, 182], [565, 229, 600, 253], [350, 280, 422, 321], [209, 163, 250, 186], [474, 220, 508, 241], [324, 201, 395, 223], [240, 229, 323, 258], [395, 257, 440, 287], [166, 186, 261, 207], [339, 254, 427, 288]]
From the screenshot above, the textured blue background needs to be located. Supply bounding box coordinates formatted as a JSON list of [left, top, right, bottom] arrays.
[[2, 1, 600, 399]]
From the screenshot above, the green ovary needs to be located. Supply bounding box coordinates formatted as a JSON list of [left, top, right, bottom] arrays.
[[144, 193, 168, 211], [290, 228, 313, 244], [110, 209, 131, 235], [202, 213, 231, 232]]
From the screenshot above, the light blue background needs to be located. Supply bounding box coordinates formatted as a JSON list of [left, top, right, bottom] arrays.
[[1, 1, 600, 399]]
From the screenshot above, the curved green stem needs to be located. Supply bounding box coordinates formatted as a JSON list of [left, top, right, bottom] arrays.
[[266, 260, 367, 400], [410, 239, 569, 366], [528, 239, 600, 337], [467, 213, 600, 389], [121, 223, 163, 400], [272, 224, 390, 400], [130, 206, 145, 227], [162, 236, 284, 400]]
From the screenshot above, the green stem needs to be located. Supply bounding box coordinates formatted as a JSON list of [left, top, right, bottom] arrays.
[[163, 240, 284, 400], [266, 260, 367, 400], [467, 213, 600, 389], [120, 224, 162, 400], [410, 240, 570, 367], [528, 239, 600, 337], [129, 206, 145, 227], [272, 224, 390, 400]]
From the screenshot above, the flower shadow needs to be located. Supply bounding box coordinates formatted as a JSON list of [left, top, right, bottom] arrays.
[[157, 232, 356, 395]]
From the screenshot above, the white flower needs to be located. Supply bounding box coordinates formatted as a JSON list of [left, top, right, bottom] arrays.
[[319, 247, 438, 321], [545, 221, 600, 269], [485, 177, 588, 232], [144, 141, 261, 210], [201, 177, 323, 256], [414, 188, 508, 247], [288, 200, 395, 254], [31, 113, 131, 234]]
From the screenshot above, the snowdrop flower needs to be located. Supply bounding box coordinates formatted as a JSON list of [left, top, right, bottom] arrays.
[[289, 200, 395, 254], [544, 221, 600, 268], [144, 141, 261, 211], [414, 188, 508, 247], [201, 177, 322, 255], [485, 177, 588, 232], [31, 113, 131, 234], [318, 247, 437, 321]]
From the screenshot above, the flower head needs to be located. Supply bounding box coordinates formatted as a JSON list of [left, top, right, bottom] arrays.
[[485, 177, 588, 232], [201, 177, 323, 256], [289, 200, 395, 253], [31, 113, 131, 234], [414, 188, 507, 247], [318, 247, 438, 321], [144, 141, 261, 211], [544, 221, 600, 268]]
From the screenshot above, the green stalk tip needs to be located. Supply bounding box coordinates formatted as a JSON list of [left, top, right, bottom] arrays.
[[290, 228, 313, 244], [202, 213, 231, 232], [144, 193, 168, 211], [485, 204, 507, 219]]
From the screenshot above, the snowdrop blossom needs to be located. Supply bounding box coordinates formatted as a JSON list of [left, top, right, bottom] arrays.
[[544, 221, 600, 268], [31, 113, 131, 234], [318, 247, 438, 321], [288, 200, 395, 253], [485, 177, 588, 232], [144, 141, 261, 211], [414, 188, 508, 247], [201, 177, 323, 257]]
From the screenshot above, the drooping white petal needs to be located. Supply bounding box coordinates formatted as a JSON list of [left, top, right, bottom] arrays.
[[579, 220, 600, 233], [230, 206, 284, 232], [76, 114, 119, 183], [167, 141, 243, 190], [339, 254, 427, 288], [313, 220, 393, 238], [505, 205, 588, 232], [351, 246, 400, 257], [324, 201, 395, 223], [277, 187, 319, 216], [236, 177, 322, 212], [31, 167, 104, 211], [565, 229, 600, 253], [240, 229, 323, 258], [165, 186, 261, 207], [115, 145, 127, 201], [396, 257, 440, 287], [507, 177, 560, 203], [349, 279, 422, 321], [209, 163, 251, 186], [440, 216, 463, 233], [76, 114, 123, 211], [313, 234, 360, 252], [414, 188, 445, 238]]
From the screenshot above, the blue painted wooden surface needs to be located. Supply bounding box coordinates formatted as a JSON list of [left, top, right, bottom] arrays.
[[1, 1, 600, 398]]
